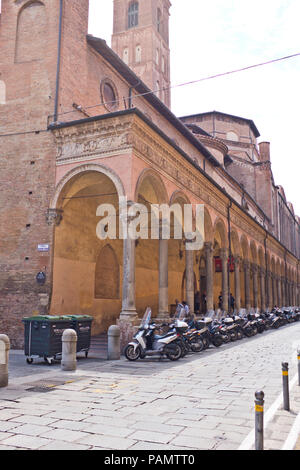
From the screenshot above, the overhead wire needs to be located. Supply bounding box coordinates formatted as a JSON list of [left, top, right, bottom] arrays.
[[0, 51, 299, 137]]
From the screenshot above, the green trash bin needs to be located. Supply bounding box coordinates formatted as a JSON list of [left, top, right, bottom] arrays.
[[22, 315, 72, 365]]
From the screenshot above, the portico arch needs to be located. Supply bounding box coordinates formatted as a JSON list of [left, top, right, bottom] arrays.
[[50, 165, 125, 335]]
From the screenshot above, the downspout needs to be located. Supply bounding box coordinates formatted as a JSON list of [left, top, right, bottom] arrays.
[[264, 232, 268, 309], [227, 201, 232, 312], [54, 0, 63, 123], [128, 79, 141, 109]]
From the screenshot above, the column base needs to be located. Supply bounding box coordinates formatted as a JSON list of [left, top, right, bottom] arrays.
[[156, 311, 170, 323], [117, 311, 140, 352]]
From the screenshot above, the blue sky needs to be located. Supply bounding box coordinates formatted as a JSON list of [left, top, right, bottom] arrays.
[[89, 0, 300, 216]]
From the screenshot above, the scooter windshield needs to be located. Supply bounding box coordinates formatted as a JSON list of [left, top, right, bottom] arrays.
[[140, 307, 152, 329], [174, 304, 186, 321]]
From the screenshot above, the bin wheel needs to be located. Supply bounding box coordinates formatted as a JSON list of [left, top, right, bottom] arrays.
[[26, 358, 33, 364]]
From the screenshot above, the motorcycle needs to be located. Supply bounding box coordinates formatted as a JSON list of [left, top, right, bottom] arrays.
[[124, 307, 185, 361]]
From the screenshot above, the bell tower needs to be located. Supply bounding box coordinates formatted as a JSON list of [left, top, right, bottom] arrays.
[[112, 0, 171, 108]]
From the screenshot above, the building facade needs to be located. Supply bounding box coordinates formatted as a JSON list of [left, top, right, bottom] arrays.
[[0, 0, 299, 347]]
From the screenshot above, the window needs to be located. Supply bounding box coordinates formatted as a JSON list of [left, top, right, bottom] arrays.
[[157, 8, 162, 33], [226, 131, 239, 142], [100, 78, 119, 112], [156, 80, 160, 98], [135, 45, 141, 63], [0, 81, 5, 105], [123, 47, 129, 65], [162, 55, 165, 74], [155, 48, 159, 66], [128, 2, 139, 29]]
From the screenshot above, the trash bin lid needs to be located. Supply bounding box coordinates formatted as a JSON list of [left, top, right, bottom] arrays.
[[22, 315, 69, 322], [64, 315, 93, 321]]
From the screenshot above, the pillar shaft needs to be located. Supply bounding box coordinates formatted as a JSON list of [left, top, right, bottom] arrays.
[[244, 260, 251, 311], [185, 242, 194, 314], [205, 242, 214, 314], [234, 256, 241, 312], [221, 248, 228, 312], [158, 238, 169, 320]]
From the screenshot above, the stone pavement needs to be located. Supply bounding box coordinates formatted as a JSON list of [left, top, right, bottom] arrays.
[[1, 323, 300, 451]]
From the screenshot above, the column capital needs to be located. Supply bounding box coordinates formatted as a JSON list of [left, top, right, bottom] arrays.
[[220, 248, 228, 260], [204, 241, 213, 252]]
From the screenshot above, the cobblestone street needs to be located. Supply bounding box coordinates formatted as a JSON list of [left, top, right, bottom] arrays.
[[1, 322, 300, 451]]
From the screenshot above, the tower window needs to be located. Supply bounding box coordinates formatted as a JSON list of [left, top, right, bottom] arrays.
[[128, 2, 139, 29], [157, 8, 162, 33], [135, 45, 142, 63], [0, 80, 6, 105], [123, 47, 129, 65]]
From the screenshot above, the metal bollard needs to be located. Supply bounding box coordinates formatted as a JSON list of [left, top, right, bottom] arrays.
[[0, 335, 10, 388], [282, 362, 290, 411], [107, 325, 120, 360], [255, 391, 264, 450], [61, 329, 77, 371], [298, 349, 300, 386]]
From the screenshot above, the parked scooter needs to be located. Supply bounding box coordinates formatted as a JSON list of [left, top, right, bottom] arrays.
[[124, 307, 186, 361]]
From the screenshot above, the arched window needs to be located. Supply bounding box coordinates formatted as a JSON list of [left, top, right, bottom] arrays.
[[135, 44, 142, 63], [123, 47, 129, 65], [226, 131, 239, 142], [15, 1, 47, 63], [0, 81, 6, 105], [128, 2, 139, 29], [95, 245, 120, 299], [157, 8, 162, 33]]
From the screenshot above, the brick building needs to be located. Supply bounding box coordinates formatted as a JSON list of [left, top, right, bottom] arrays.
[[0, 0, 299, 348]]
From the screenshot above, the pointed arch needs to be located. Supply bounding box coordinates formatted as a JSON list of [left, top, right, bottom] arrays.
[[95, 245, 120, 299], [15, 1, 47, 63]]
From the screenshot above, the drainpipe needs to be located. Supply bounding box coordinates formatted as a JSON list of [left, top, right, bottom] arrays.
[[227, 201, 232, 311], [54, 0, 63, 123], [128, 79, 141, 109], [264, 232, 268, 309]]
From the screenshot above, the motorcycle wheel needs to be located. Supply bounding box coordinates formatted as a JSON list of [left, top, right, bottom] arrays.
[[230, 331, 238, 342], [202, 337, 210, 349], [237, 330, 244, 340], [212, 336, 223, 347], [124, 344, 141, 361], [190, 337, 204, 352], [165, 343, 182, 361], [222, 334, 230, 343]]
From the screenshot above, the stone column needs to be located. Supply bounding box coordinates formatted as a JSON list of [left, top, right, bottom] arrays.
[[284, 278, 288, 306], [260, 268, 266, 312], [244, 260, 251, 311], [267, 272, 273, 310], [220, 248, 229, 313], [281, 277, 285, 306], [204, 242, 214, 315], [277, 276, 282, 307], [292, 283, 295, 306], [253, 264, 258, 311], [158, 237, 169, 321], [234, 256, 241, 313], [120, 230, 137, 322], [185, 241, 194, 314], [287, 281, 290, 306], [272, 275, 277, 307]]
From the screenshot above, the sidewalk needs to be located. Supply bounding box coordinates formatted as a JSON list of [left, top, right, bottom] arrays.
[[2, 327, 300, 451]]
